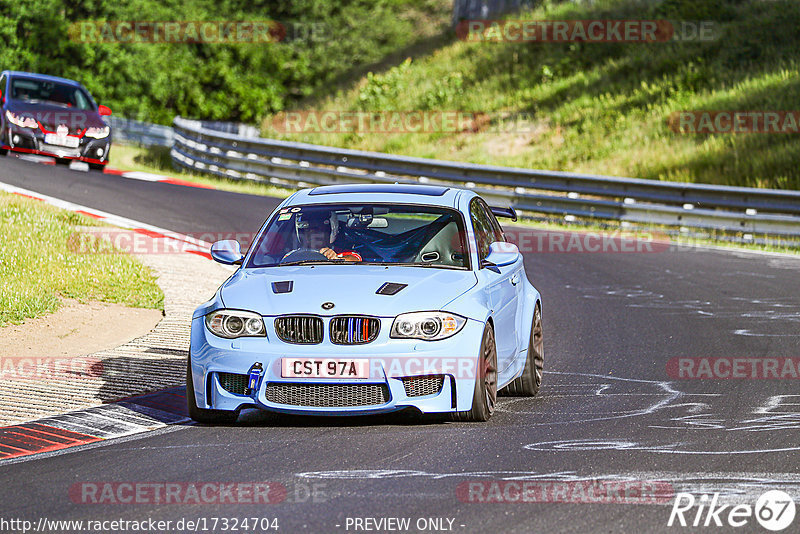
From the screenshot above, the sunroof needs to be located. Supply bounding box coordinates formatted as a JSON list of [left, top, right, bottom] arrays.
[[308, 184, 449, 196]]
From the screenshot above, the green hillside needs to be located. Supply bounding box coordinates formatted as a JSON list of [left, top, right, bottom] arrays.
[[263, 0, 800, 190]]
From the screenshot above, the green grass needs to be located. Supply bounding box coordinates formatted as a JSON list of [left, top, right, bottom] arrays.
[[0, 192, 164, 326], [261, 0, 800, 190]]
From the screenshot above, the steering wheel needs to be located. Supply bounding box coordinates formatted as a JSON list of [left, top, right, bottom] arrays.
[[280, 249, 329, 263]]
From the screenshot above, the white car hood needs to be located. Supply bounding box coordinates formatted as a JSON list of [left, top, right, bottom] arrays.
[[220, 265, 477, 317]]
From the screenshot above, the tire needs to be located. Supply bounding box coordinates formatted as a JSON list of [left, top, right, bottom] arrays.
[[186, 358, 239, 424], [88, 162, 105, 171], [0, 148, 7, 156], [452, 324, 498, 422], [502, 305, 544, 397], [55, 158, 70, 165]]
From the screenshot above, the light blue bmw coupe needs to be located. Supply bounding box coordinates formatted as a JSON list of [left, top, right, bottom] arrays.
[[188, 183, 543, 422]]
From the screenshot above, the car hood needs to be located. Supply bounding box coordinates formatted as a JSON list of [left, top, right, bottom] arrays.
[[5, 101, 106, 132], [220, 265, 478, 317]]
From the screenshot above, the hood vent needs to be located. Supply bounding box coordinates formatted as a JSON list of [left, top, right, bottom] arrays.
[[272, 281, 293, 294], [376, 282, 407, 296]]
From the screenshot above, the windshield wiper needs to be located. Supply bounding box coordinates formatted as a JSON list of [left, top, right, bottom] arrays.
[[359, 261, 463, 270], [278, 259, 350, 266]]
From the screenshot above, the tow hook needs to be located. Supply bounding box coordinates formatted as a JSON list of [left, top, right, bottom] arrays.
[[246, 362, 263, 396]]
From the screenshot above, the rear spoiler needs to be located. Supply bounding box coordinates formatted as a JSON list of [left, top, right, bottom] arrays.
[[490, 206, 517, 222]]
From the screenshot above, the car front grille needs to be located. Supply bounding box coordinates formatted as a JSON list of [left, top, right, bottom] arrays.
[[265, 383, 390, 407], [274, 315, 324, 344], [218, 372, 249, 395], [401, 375, 445, 397], [329, 316, 380, 345]]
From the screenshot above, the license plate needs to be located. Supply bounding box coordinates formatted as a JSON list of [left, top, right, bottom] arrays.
[[44, 133, 79, 148], [281, 358, 369, 379]]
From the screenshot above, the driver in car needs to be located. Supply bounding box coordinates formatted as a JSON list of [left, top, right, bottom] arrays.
[[294, 211, 362, 261]]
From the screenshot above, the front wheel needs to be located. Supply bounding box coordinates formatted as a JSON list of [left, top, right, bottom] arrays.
[[0, 148, 7, 156], [452, 324, 498, 422], [186, 358, 239, 424], [88, 162, 106, 171]]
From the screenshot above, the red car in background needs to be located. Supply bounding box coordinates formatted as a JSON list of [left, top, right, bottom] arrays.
[[0, 70, 112, 170]]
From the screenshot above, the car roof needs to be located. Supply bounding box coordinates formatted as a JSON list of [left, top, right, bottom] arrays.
[[290, 183, 469, 208], [2, 71, 83, 87]]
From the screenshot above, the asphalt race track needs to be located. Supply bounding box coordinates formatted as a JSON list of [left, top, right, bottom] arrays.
[[1, 155, 799, 533]]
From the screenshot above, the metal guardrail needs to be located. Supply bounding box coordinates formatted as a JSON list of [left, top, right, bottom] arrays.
[[108, 116, 174, 147], [452, 0, 537, 27], [109, 117, 259, 147], [198, 120, 261, 139], [171, 116, 800, 237]]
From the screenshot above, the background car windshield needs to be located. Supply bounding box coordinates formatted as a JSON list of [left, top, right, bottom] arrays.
[[248, 204, 469, 268], [10, 78, 94, 110]]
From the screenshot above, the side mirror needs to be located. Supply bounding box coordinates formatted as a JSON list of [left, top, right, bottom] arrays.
[[482, 241, 520, 268], [210, 240, 244, 265], [98, 104, 112, 116]]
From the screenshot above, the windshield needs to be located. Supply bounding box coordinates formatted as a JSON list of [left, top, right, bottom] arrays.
[[247, 203, 469, 269], [10, 77, 94, 110]]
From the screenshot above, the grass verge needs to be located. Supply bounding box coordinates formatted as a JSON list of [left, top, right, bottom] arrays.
[[0, 192, 164, 326]]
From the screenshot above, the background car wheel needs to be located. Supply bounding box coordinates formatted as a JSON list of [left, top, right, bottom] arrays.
[[501, 305, 544, 397], [452, 324, 497, 422], [55, 158, 70, 165], [186, 358, 239, 424], [0, 148, 7, 156], [88, 162, 105, 171]]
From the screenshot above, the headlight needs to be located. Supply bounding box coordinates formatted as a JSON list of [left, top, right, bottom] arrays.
[[5, 110, 37, 128], [205, 309, 266, 339], [85, 126, 110, 139], [390, 311, 467, 341]]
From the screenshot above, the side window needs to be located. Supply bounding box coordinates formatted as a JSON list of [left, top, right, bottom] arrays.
[[470, 198, 493, 260], [481, 201, 506, 243]]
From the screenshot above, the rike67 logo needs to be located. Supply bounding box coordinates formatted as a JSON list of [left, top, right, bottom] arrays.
[[668, 491, 795, 531]]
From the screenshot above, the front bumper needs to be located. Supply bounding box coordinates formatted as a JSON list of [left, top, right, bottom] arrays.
[[189, 315, 486, 416], [2, 125, 111, 165]]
